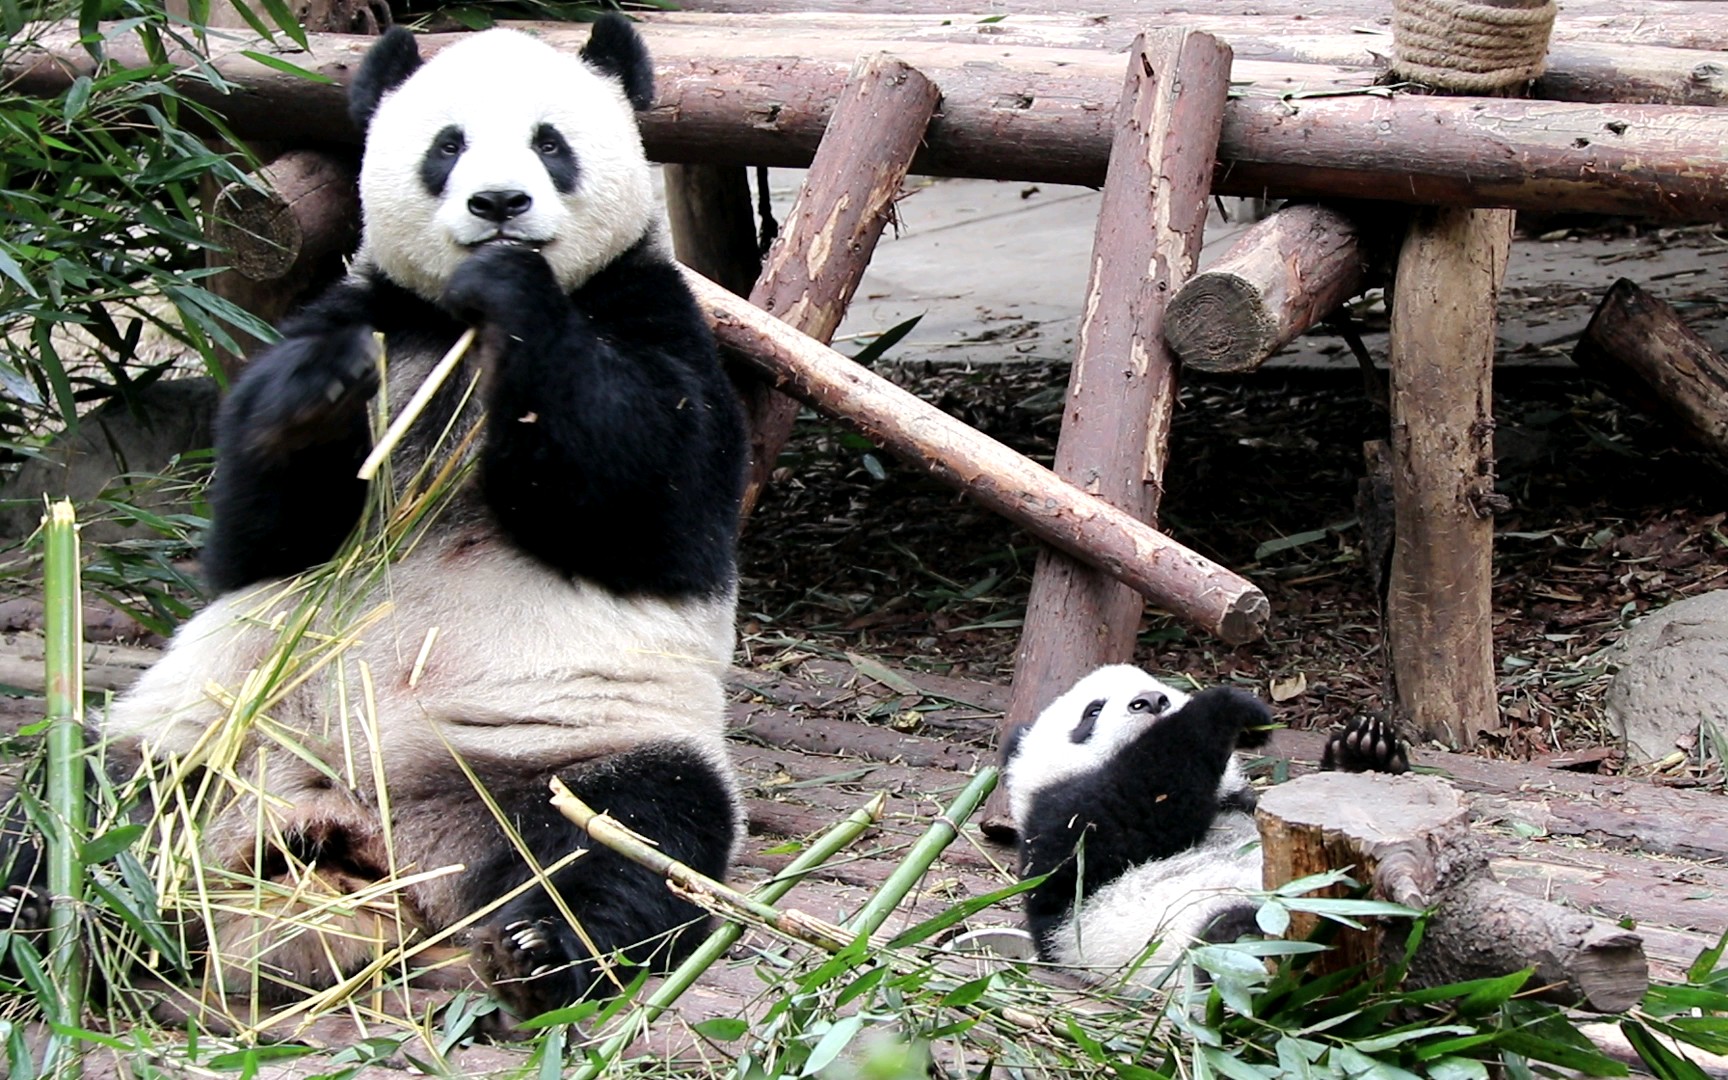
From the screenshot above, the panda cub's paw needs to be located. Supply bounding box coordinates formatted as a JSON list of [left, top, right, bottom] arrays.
[[469, 916, 588, 1023], [443, 245, 564, 331], [1320, 715, 1410, 774], [1186, 686, 1276, 751]]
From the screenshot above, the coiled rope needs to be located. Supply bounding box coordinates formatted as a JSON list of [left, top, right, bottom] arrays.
[[1391, 0, 1557, 92]]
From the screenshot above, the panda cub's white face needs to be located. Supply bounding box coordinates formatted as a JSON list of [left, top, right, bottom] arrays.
[[357, 28, 655, 302], [1004, 663, 1192, 827]]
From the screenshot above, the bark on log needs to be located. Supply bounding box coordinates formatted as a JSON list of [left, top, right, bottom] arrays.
[[1387, 206, 1508, 748], [1572, 278, 1728, 459], [998, 30, 1232, 831], [1164, 203, 1376, 373], [736, 54, 940, 519], [11, 23, 1728, 222], [1258, 771, 1650, 1012], [683, 267, 1272, 645], [663, 164, 762, 298]]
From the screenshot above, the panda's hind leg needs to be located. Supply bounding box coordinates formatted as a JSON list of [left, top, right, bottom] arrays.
[[1320, 715, 1409, 774], [457, 744, 738, 1022]]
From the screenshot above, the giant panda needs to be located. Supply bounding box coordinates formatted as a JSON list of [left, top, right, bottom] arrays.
[[1002, 664, 1406, 986], [5, 17, 746, 1022]]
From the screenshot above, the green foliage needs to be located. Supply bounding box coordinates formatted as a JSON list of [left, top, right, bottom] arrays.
[[0, 0, 277, 455]]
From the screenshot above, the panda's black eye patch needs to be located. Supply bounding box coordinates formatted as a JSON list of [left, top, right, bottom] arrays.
[[532, 123, 578, 194], [420, 124, 466, 196], [1070, 698, 1106, 744]]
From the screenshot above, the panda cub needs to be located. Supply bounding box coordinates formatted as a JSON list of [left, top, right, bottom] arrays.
[[6, 18, 745, 1021], [1003, 664, 1406, 985]]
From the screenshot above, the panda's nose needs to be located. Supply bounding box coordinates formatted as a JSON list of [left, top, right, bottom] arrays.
[[468, 189, 532, 223]]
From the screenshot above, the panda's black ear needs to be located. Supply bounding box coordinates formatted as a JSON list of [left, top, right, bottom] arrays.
[[580, 13, 654, 111], [349, 26, 423, 135]]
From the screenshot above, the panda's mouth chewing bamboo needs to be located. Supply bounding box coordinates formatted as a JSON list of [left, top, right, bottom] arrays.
[[469, 235, 548, 252]]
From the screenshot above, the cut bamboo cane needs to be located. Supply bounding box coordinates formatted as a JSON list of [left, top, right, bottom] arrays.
[[42, 499, 87, 1069], [683, 267, 1271, 645]]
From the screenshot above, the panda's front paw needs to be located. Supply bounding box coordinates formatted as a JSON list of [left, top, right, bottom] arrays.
[[1321, 715, 1409, 774], [443, 245, 563, 330], [1186, 686, 1276, 751], [235, 324, 382, 453], [469, 917, 591, 1023]]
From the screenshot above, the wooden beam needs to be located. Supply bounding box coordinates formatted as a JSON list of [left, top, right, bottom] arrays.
[[997, 29, 1234, 835], [1572, 277, 1728, 459], [735, 54, 940, 519], [11, 22, 1728, 222], [1164, 202, 1378, 373], [683, 267, 1271, 646]]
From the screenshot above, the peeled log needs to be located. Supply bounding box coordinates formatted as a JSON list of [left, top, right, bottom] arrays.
[[1572, 277, 1728, 459], [737, 54, 940, 519], [683, 267, 1271, 645], [1258, 772, 1649, 1013], [1164, 203, 1374, 373]]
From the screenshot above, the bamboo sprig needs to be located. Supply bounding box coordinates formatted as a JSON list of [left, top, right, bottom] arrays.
[[548, 778, 855, 953], [847, 766, 998, 938], [568, 791, 887, 1080], [357, 326, 477, 481], [42, 499, 88, 1075]]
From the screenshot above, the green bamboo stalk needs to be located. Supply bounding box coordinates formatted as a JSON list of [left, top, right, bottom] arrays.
[[42, 499, 87, 1074], [566, 791, 887, 1080], [847, 766, 998, 938]]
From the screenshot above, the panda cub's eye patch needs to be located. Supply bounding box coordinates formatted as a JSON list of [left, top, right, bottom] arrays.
[[419, 124, 466, 197], [1069, 698, 1106, 744], [531, 123, 579, 195]]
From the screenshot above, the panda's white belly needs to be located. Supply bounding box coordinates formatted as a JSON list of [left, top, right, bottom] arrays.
[[1046, 813, 1262, 983], [103, 531, 736, 781]]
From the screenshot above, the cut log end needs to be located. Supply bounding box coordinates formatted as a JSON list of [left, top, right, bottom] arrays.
[[1218, 589, 1273, 645], [1164, 274, 1279, 372]]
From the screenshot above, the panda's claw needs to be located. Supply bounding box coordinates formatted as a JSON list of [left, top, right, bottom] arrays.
[[0, 884, 49, 932], [1321, 715, 1409, 774]]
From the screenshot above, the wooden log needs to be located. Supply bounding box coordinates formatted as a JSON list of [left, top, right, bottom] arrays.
[[1387, 210, 1508, 748], [683, 267, 1272, 645], [663, 164, 761, 298], [997, 29, 1233, 831], [205, 148, 361, 361], [1164, 203, 1376, 373], [1572, 278, 1728, 458], [736, 54, 940, 519], [11, 23, 1728, 222], [665, 0, 1728, 52], [1258, 771, 1650, 1012]]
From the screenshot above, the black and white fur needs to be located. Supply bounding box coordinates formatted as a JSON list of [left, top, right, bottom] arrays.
[[6, 18, 746, 1021], [1003, 664, 1405, 985]]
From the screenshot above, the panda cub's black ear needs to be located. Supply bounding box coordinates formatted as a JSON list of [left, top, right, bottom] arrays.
[[581, 13, 654, 111], [349, 26, 423, 135]]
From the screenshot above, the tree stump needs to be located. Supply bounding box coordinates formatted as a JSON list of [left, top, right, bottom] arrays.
[[1258, 772, 1649, 1012]]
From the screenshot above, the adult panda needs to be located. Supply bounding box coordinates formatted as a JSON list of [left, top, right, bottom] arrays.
[[1002, 664, 1406, 985], [9, 18, 746, 1021]]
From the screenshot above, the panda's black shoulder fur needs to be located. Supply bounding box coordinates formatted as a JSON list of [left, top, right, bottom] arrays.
[[1016, 687, 1270, 942], [204, 237, 744, 600]]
